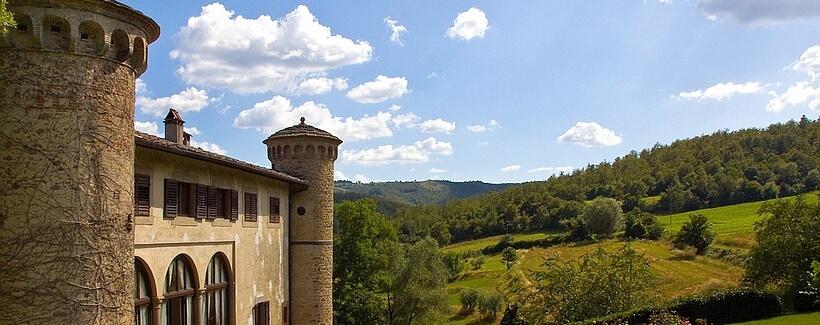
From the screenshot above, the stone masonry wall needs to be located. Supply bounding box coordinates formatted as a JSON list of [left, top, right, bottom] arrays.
[[0, 50, 137, 324]]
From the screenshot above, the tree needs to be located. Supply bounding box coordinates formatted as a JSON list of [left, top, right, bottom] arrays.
[[745, 196, 820, 302], [584, 197, 623, 237], [521, 245, 657, 323], [501, 247, 519, 270], [460, 288, 480, 312], [430, 222, 452, 246], [672, 214, 714, 255], [805, 169, 820, 190], [333, 199, 400, 324], [388, 237, 450, 325], [442, 252, 465, 281], [0, 0, 15, 36], [478, 292, 504, 319]]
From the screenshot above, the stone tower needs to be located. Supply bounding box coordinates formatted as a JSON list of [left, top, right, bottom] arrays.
[[264, 117, 342, 325], [0, 1, 159, 324]]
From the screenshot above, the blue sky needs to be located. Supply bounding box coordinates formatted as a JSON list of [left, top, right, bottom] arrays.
[[124, 0, 820, 183]]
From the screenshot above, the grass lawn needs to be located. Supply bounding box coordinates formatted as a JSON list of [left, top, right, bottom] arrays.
[[443, 231, 560, 254], [731, 312, 820, 324]]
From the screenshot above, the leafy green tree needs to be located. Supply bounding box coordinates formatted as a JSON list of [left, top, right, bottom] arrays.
[[388, 238, 450, 325], [0, 0, 15, 36], [333, 199, 400, 324], [521, 245, 657, 323], [672, 214, 714, 255], [478, 292, 504, 319], [442, 252, 465, 281], [805, 169, 820, 190], [501, 247, 519, 270], [430, 222, 452, 246], [745, 196, 820, 302], [459, 288, 480, 312], [584, 197, 623, 237]]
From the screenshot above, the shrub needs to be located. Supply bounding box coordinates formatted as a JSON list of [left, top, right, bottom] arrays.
[[673, 214, 714, 255], [647, 311, 687, 325], [624, 208, 664, 240], [706, 246, 748, 267], [443, 252, 466, 281], [460, 288, 480, 312], [470, 254, 486, 270], [501, 247, 519, 270], [671, 246, 697, 261], [584, 197, 623, 237]]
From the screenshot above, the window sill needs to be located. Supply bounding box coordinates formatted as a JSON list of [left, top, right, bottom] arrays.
[[170, 216, 198, 226], [210, 218, 234, 227]]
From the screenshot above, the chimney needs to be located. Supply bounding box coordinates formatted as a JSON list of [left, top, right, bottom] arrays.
[[164, 109, 185, 144]]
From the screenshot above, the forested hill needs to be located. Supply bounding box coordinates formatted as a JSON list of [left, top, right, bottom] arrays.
[[394, 116, 820, 244], [333, 180, 512, 214]]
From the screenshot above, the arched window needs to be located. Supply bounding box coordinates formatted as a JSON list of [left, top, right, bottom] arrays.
[[163, 255, 196, 325], [204, 254, 231, 325], [135, 258, 154, 325]]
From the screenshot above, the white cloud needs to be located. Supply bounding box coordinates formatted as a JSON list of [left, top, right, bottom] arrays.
[[334, 170, 348, 181], [190, 140, 227, 155], [500, 165, 521, 172], [234, 96, 421, 141], [427, 72, 441, 79], [392, 112, 420, 128], [137, 87, 215, 117], [135, 121, 160, 136], [352, 174, 374, 183], [791, 45, 820, 80], [526, 166, 574, 174], [171, 4, 372, 94], [557, 122, 623, 147], [467, 119, 500, 133], [384, 17, 408, 46], [766, 81, 820, 112], [341, 137, 453, 165], [429, 168, 447, 174], [346, 75, 409, 104], [418, 118, 456, 134], [696, 0, 820, 24], [675, 82, 764, 101], [184, 126, 201, 136], [295, 77, 348, 96], [446, 7, 489, 41], [387, 104, 402, 111], [135, 78, 147, 94], [477, 141, 489, 146]]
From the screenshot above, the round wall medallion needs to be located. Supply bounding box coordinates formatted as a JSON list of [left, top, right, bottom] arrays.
[[297, 207, 306, 215]]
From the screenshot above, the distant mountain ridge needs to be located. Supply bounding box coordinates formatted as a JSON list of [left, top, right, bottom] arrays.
[[334, 180, 513, 214]]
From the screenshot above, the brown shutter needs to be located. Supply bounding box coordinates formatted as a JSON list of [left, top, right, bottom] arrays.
[[244, 193, 257, 222], [207, 186, 218, 219], [195, 184, 208, 219], [269, 197, 280, 224], [134, 174, 151, 216], [230, 190, 239, 221], [164, 179, 178, 218]]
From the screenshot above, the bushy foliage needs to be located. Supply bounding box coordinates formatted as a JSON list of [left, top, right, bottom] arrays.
[[392, 117, 820, 244], [460, 288, 480, 311], [672, 214, 714, 255], [478, 292, 505, 319], [521, 245, 657, 324], [745, 196, 820, 303], [584, 197, 623, 237], [387, 237, 450, 325], [442, 252, 465, 281], [572, 289, 783, 325], [0, 0, 15, 36], [624, 208, 664, 240], [501, 247, 519, 270], [470, 254, 485, 270]]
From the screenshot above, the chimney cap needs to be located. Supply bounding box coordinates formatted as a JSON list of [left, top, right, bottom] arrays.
[[164, 109, 185, 125]]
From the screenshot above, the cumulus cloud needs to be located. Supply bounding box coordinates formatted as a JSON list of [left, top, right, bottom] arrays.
[[675, 82, 765, 101], [696, 0, 820, 24], [346, 75, 409, 104], [171, 4, 372, 94], [295, 77, 348, 96], [392, 112, 421, 128], [467, 120, 500, 132], [557, 122, 623, 147], [234, 96, 422, 141], [334, 170, 348, 181], [135, 121, 160, 136], [387, 104, 402, 111], [384, 17, 408, 45], [446, 7, 489, 40], [341, 137, 453, 165], [766, 81, 820, 112], [791, 45, 820, 80], [190, 140, 227, 155], [500, 165, 521, 172], [526, 166, 574, 175], [137, 87, 216, 117], [418, 118, 456, 134], [428, 168, 447, 174]]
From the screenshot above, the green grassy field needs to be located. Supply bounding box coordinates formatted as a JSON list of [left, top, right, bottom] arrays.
[[731, 312, 820, 325], [443, 231, 559, 254]]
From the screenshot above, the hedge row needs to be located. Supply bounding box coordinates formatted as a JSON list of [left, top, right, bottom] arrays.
[[574, 289, 783, 325], [481, 234, 569, 255]]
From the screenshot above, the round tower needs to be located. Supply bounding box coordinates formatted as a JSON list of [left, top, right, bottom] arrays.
[[264, 117, 342, 325], [0, 1, 159, 324]]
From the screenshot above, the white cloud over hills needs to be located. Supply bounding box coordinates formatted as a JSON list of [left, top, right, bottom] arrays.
[[171, 4, 372, 94], [557, 122, 623, 147]]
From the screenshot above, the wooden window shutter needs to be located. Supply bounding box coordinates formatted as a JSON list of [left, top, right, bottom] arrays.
[[134, 174, 151, 217], [207, 186, 218, 219], [269, 197, 280, 224], [244, 192, 257, 222], [230, 190, 239, 221], [195, 184, 208, 219], [164, 179, 178, 218]]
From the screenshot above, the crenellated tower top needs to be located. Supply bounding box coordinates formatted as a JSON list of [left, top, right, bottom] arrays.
[[1, 0, 160, 76]]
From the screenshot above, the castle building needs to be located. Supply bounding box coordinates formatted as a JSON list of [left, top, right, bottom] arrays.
[[0, 1, 339, 324]]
